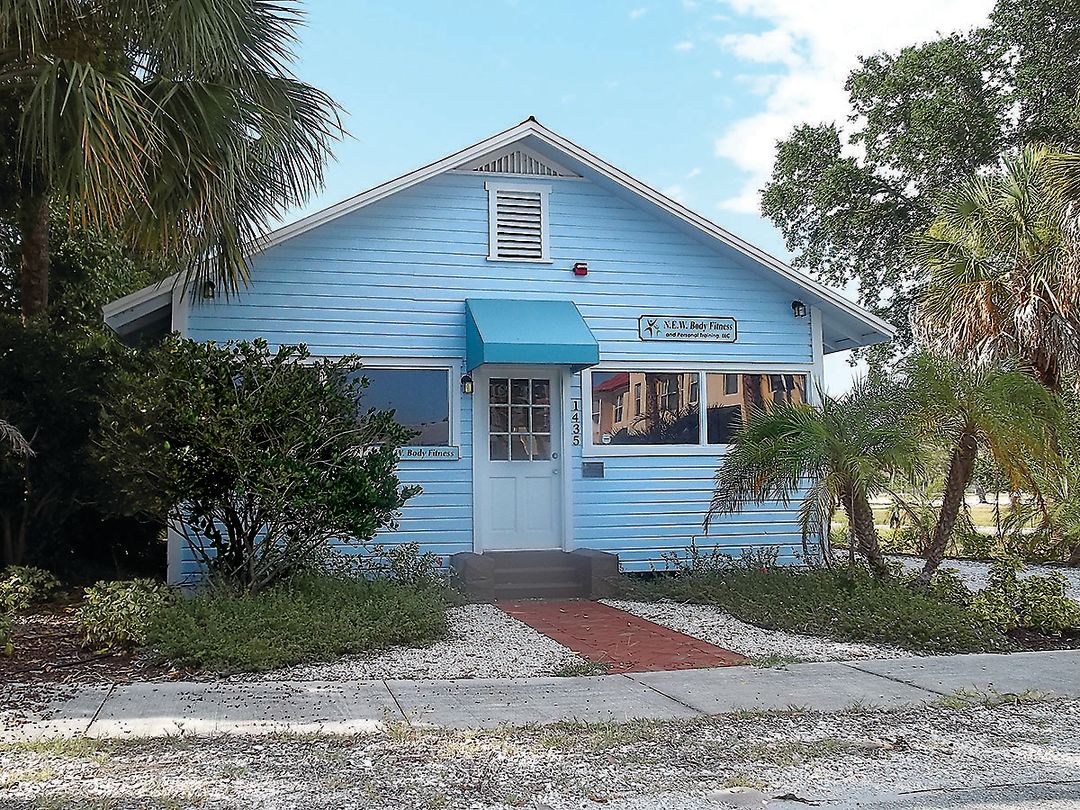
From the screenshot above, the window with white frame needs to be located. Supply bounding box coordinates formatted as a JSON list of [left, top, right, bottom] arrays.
[[589, 370, 807, 448], [351, 367, 453, 446], [485, 181, 551, 261]]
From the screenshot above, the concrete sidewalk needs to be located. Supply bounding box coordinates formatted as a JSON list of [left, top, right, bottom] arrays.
[[4, 649, 1079, 740]]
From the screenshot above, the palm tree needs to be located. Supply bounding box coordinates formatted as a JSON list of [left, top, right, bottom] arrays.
[[913, 145, 1080, 390], [898, 353, 1059, 585], [706, 379, 923, 578], [1006, 386, 1080, 565], [1, 0, 341, 320]]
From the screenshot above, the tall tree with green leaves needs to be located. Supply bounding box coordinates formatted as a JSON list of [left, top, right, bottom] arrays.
[[0, 0, 340, 320], [706, 380, 924, 578], [761, 0, 1080, 355], [914, 146, 1080, 390]]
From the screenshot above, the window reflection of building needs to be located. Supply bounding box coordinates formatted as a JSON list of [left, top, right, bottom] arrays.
[[706, 373, 806, 445], [591, 371, 807, 447], [592, 371, 701, 445]]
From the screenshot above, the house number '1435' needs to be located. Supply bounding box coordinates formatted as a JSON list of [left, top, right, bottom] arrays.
[[570, 398, 582, 446]]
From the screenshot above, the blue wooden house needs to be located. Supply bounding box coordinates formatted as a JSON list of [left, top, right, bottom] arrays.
[[105, 118, 893, 596]]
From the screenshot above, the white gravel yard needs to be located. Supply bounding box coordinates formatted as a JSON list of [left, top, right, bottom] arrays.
[[890, 555, 1080, 600], [604, 599, 905, 662], [2, 698, 1078, 809], [225, 604, 584, 681]]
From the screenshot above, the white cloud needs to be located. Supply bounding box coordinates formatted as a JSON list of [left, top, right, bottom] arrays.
[[713, 0, 994, 213], [663, 183, 688, 202], [686, 166, 702, 179], [674, 40, 695, 51], [629, 7, 648, 19]]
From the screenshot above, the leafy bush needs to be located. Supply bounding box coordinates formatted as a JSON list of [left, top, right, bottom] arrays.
[[953, 528, 996, 560], [98, 339, 420, 592], [76, 579, 175, 648], [969, 556, 1080, 634], [0, 565, 61, 613], [625, 566, 1004, 654], [147, 574, 447, 672]]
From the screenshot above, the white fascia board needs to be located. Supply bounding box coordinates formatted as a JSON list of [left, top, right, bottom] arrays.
[[521, 125, 896, 344], [102, 273, 179, 332]]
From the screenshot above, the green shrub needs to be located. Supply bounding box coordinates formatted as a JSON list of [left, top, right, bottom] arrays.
[[969, 556, 1080, 634], [76, 579, 175, 648], [878, 527, 924, 555], [660, 539, 780, 576], [0, 566, 62, 613], [954, 529, 996, 560], [0, 611, 12, 656], [625, 566, 1004, 654], [147, 574, 448, 672]]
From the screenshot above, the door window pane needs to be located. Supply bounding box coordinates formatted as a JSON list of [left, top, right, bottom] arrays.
[[353, 368, 451, 446], [531, 379, 551, 405], [511, 378, 531, 404], [706, 373, 807, 444], [510, 434, 531, 460], [533, 434, 551, 460], [489, 376, 556, 461], [489, 434, 509, 461], [591, 371, 700, 445], [490, 378, 509, 404]]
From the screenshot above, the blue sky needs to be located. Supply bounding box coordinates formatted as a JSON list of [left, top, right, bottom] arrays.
[[287, 1, 993, 388]]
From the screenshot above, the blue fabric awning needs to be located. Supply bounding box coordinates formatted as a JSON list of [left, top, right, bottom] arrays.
[[465, 298, 600, 371]]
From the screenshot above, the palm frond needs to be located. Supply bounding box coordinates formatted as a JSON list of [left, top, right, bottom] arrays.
[[0, 418, 33, 457]]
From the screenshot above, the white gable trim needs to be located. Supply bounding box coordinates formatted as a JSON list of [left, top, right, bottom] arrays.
[[110, 118, 895, 347]]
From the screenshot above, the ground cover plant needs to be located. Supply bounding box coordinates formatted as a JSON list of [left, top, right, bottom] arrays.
[[146, 574, 448, 672], [624, 565, 1006, 654]]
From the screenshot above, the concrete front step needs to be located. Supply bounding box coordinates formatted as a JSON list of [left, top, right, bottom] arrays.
[[450, 549, 619, 601]]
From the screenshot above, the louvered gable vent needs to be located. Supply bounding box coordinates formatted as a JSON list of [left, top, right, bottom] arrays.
[[486, 182, 550, 261], [462, 146, 578, 178]]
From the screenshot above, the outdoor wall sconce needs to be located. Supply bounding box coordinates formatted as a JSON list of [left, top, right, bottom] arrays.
[[791, 300, 807, 318], [461, 374, 474, 394], [572, 261, 588, 277], [201, 280, 216, 299]]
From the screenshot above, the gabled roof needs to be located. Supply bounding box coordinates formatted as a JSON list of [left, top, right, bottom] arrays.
[[105, 117, 895, 352]]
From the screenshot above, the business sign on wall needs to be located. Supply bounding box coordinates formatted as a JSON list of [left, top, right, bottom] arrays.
[[638, 315, 738, 343], [397, 446, 460, 461]]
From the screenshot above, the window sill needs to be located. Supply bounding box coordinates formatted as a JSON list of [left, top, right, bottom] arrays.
[[581, 444, 732, 458], [485, 255, 555, 264]]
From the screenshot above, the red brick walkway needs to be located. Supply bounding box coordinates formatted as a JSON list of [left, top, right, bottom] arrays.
[[498, 600, 747, 673]]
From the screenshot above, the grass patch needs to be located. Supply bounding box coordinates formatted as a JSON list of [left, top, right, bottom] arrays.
[[550, 658, 608, 677], [0, 737, 111, 761], [147, 574, 447, 673], [623, 567, 1006, 654], [931, 687, 1054, 710], [535, 718, 670, 750]]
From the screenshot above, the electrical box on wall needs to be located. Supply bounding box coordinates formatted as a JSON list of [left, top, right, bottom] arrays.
[[582, 461, 605, 479]]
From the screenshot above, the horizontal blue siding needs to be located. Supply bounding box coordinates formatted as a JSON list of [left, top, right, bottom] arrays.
[[169, 170, 815, 583]]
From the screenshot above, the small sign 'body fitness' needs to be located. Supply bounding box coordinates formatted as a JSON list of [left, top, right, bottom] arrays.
[[396, 446, 460, 461], [637, 315, 738, 343]]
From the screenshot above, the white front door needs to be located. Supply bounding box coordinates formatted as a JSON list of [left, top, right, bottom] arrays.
[[476, 369, 563, 550]]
